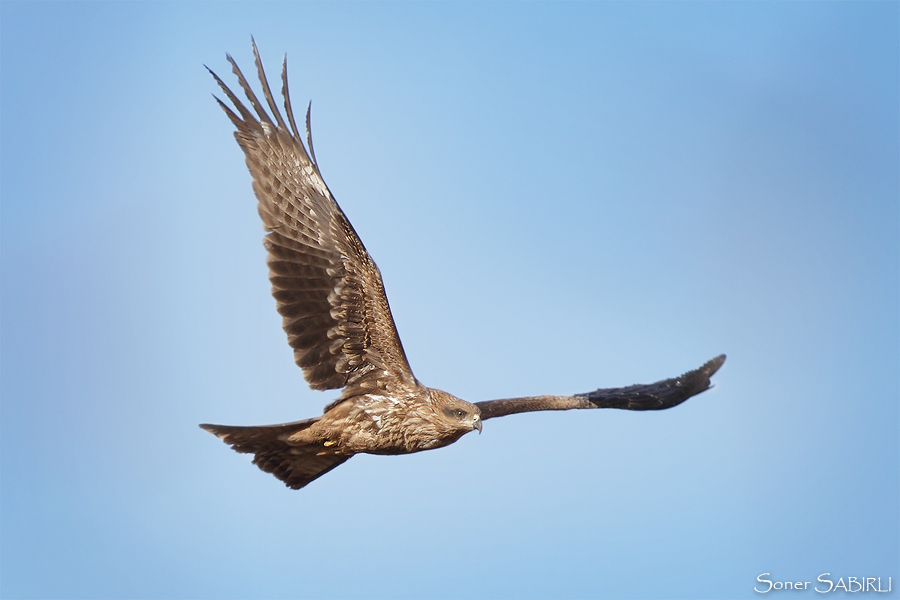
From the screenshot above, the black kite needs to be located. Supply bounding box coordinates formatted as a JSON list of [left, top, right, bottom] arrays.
[[200, 42, 726, 490]]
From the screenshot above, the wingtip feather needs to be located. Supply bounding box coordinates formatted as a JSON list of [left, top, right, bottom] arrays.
[[251, 38, 289, 131], [281, 54, 304, 142], [701, 354, 726, 378], [306, 101, 319, 167]]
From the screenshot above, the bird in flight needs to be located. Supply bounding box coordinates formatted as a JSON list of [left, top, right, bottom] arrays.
[[201, 41, 725, 490]]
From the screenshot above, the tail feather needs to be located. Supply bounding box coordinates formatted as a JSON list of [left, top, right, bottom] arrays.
[[200, 419, 352, 490]]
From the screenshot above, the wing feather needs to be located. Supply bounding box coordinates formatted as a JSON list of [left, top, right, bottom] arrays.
[[226, 53, 274, 127], [280, 55, 303, 142], [251, 38, 289, 132], [211, 44, 418, 396], [306, 102, 319, 167], [476, 355, 725, 420]]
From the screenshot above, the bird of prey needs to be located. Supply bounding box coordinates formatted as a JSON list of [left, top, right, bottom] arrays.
[[200, 42, 726, 490]]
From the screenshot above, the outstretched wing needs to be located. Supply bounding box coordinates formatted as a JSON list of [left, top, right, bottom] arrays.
[[475, 355, 725, 420], [210, 41, 417, 397]]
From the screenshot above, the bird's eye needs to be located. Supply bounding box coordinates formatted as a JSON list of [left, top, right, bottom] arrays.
[[456, 409, 465, 418]]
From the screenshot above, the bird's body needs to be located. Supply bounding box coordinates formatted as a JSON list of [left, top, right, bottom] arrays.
[[297, 388, 480, 455], [201, 41, 725, 490]]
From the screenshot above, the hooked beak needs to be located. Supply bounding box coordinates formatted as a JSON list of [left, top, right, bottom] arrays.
[[473, 416, 482, 434]]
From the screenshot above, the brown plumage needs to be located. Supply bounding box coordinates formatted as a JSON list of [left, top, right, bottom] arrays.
[[200, 41, 726, 490]]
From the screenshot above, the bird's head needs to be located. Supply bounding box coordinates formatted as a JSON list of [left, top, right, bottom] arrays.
[[428, 389, 482, 437]]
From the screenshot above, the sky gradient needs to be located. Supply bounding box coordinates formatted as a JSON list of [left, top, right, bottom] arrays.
[[2, 2, 898, 599]]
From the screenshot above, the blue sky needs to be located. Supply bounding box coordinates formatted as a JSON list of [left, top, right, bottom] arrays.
[[1, 2, 897, 599]]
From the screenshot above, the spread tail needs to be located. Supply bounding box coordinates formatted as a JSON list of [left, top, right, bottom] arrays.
[[200, 418, 352, 490]]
